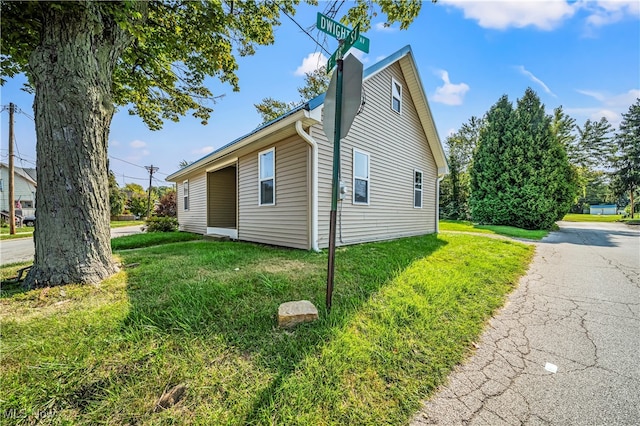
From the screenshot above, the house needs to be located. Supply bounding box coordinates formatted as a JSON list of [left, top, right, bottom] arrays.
[[0, 162, 37, 217], [166, 45, 448, 251], [589, 204, 617, 215]]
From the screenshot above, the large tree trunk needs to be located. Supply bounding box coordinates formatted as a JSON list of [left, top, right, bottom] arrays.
[[23, 3, 132, 288]]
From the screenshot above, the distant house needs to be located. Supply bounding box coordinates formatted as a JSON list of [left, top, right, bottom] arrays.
[[0, 162, 37, 217], [167, 45, 448, 250], [589, 204, 617, 215]]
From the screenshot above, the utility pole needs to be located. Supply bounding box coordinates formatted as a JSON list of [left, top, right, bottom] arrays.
[[145, 164, 159, 219], [8, 103, 15, 235]]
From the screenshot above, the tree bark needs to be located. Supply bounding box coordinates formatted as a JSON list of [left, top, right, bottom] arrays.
[[23, 3, 132, 288]]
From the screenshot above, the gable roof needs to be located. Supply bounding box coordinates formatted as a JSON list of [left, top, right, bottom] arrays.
[[0, 163, 37, 185], [167, 44, 447, 181]]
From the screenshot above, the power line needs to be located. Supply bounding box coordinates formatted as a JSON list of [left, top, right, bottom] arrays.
[[278, 4, 331, 56], [109, 155, 147, 169]]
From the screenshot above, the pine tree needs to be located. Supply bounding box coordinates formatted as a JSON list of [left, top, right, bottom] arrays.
[[470, 89, 577, 229], [469, 95, 514, 225], [610, 98, 640, 218]]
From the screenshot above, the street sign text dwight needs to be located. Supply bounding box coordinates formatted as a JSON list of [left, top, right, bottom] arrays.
[[316, 13, 370, 53]]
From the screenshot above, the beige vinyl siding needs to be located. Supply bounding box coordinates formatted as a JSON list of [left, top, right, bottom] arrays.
[[238, 135, 310, 249], [177, 172, 207, 234], [316, 62, 438, 248], [207, 166, 237, 228]]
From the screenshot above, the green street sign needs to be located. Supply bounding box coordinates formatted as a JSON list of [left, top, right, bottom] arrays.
[[327, 23, 360, 71], [317, 13, 370, 53]]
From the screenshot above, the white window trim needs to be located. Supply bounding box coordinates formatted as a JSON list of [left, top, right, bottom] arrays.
[[414, 169, 423, 209], [183, 180, 189, 211], [352, 148, 370, 206], [391, 77, 402, 114], [258, 147, 275, 206]]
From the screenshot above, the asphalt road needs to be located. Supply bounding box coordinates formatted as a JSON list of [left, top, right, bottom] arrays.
[[0, 225, 144, 265], [412, 221, 640, 425]]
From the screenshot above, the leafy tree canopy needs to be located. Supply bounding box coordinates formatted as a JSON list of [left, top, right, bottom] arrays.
[[255, 65, 330, 124], [2, 1, 424, 130]]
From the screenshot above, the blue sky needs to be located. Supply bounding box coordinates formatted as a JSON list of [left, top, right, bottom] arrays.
[[1, 0, 638, 187]]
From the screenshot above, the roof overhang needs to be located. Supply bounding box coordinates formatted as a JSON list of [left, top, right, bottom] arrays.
[[166, 108, 320, 181]]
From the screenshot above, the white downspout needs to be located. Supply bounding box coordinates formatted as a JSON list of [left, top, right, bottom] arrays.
[[296, 120, 320, 252], [436, 174, 445, 233]]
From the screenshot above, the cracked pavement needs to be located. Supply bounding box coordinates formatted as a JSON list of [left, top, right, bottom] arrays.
[[412, 221, 640, 425]]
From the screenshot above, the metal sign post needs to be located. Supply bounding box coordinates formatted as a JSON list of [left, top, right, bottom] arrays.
[[318, 13, 366, 313], [326, 55, 344, 312]]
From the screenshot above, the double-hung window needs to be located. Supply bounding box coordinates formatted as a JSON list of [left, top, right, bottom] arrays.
[[259, 148, 275, 205], [183, 180, 189, 210], [353, 148, 370, 205], [414, 170, 423, 208], [391, 78, 402, 114]]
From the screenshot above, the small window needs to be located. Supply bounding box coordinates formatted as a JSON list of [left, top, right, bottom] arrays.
[[259, 148, 275, 205], [183, 180, 189, 210], [391, 78, 402, 114], [414, 170, 423, 208], [353, 149, 370, 205]]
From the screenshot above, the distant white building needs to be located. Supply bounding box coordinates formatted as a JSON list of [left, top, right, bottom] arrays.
[[589, 204, 617, 215], [0, 163, 37, 217]]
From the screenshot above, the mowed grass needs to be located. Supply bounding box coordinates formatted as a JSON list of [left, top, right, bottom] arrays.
[[111, 231, 202, 251], [0, 226, 35, 240], [562, 213, 623, 222], [0, 233, 533, 425], [439, 219, 550, 240]]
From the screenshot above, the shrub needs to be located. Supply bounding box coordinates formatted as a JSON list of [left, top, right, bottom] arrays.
[[155, 191, 177, 217], [145, 216, 178, 232]]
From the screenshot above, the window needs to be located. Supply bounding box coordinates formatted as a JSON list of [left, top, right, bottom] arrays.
[[391, 78, 402, 114], [414, 170, 423, 208], [353, 149, 370, 205], [259, 148, 275, 205], [183, 180, 189, 210]]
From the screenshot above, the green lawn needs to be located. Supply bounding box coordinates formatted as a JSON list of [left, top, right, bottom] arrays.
[[562, 213, 623, 222], [0, 226, 35, 240], [439, 220, 550, 240], [0, 233, 533, 425], [0, 221, 145, 241]]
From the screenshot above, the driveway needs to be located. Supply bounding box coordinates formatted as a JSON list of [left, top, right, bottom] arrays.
[[0, 225, 144, 265], [412, 221, 640, 425]]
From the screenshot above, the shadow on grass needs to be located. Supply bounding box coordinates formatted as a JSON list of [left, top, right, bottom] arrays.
[[119, 235, 447, 422]]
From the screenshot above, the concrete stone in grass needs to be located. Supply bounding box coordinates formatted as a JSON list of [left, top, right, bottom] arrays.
[[278, 300, 318, 328]]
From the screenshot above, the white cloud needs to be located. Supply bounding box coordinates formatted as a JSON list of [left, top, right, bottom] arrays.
[[130, 139, 147, 148], [433, 70, 470, 106], [577, 88, 640, 107], [515, 65, 556, 97], [374, 22, 397, 32], [347, 49, 369, 64], [110, 140, 120, 147], [294, 52, 328, 76], [192, 146, 214, 155], [582, 0, 640, 27], [568, 88, 639, 126], [441, 0, 577, 30]]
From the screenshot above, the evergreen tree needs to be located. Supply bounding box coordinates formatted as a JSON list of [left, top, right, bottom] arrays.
[[610, 98, 640, 218], [469, 95, 514, 225], [440, 116, 482, 219], [470, 89, 577, 229]]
